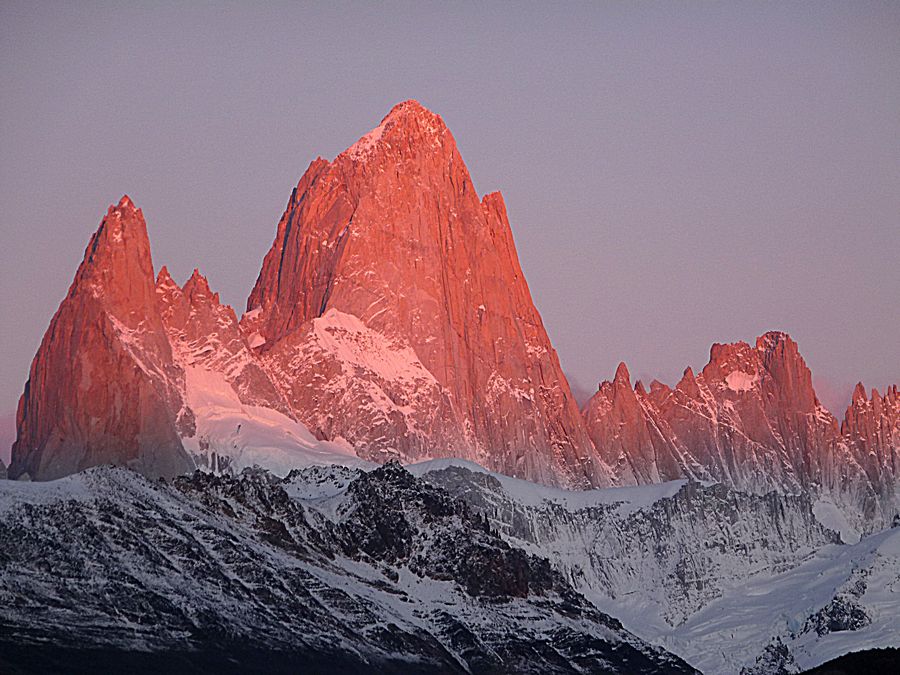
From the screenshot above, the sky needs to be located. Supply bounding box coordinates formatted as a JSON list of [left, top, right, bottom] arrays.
[[1, 2, 898, 460]]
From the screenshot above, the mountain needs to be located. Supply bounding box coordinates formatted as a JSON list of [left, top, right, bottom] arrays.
[[418, 462, 836, 625], [5, 459, 893, 673], [8, 196, 365, 481], [4, 98, 897, 673], [583, 332, 898, 533], [9, 101, 607, 488], [244, 100, 607, 488], [10, 101, 895, 508], [9, 197, 193, 480], [0, 463, 695, 674], [412, 460, 899, 673], [840, 383, 900, 518]]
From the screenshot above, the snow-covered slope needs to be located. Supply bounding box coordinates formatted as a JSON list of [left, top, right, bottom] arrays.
[[0, 464, 695, 674], [2, 459, 897, 672], [178, 363, 371, 474], [406, 460, 898, 672], [418, 462, 837, 627], [671, 526, 900, 673], [257, 308, 469, 466]]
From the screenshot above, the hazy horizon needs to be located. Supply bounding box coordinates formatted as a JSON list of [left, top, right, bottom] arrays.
[[2, 2, 899, 464]]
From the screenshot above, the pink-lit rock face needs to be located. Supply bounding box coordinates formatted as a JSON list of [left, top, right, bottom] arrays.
[[246, 100, 608, 487], [156, 266, 292, 418], [584, 331, 898, 529], [581, 362, 691, 485], [9, 198, 193, 480]]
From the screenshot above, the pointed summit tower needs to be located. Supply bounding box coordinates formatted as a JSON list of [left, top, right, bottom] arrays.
[[9, 198, 192, 480], [246, 101, 608, 487]]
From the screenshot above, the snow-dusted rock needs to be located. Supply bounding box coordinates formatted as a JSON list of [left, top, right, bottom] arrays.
[[0, 464, 694, 674], [418, 463, 837, 628], [245, 100, 608, 488], [413, 461, 899, 673], [584, 332, 899, 533]]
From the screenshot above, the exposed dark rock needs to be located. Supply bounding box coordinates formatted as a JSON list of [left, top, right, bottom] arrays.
[[0, 465, 696, 674]]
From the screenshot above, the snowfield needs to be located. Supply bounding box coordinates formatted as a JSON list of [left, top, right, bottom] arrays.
[[665, 526, 900, 673]]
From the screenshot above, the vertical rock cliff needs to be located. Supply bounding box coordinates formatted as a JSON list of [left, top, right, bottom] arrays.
[[9, 197, 192, 480], [246, 100, 608, 487]]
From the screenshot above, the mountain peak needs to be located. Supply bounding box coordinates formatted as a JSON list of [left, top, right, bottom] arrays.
[[247, 101, 605, 488], [614, 362, 631, 384], [156, 265, 178, 292], [95, 196, 147, 249], [10, 199, 190, 481], [756, 330, 794, 352], [342, 99, 450, 161], [73, 197, 157, 321], [183, 268, 216, 303], [384, 98, 431, 119]]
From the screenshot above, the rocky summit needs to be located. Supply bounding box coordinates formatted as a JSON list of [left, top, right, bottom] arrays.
[[10, 100, 609, 489], [10, 197, 193, 481], [245, 100, 606, 487], [583, 331, 899, 534]]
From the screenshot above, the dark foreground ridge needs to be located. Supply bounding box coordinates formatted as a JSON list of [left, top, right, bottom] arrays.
[[0, 463, 695, 674], [800, 647, 900, 674]]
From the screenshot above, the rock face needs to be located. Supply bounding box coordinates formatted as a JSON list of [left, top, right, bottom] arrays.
[[421, 463, 837, 628], [414, 461, 900, 674], [9, 197, 192, 480], [841, 383, 900, 512], [581, 362, 701, 485], [246, 100, 607, 487], [583, 332, 898, 530], [155, 266, 292, 418]]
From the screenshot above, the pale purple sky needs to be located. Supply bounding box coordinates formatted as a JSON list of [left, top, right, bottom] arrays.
[[1, 2, 899, 461]]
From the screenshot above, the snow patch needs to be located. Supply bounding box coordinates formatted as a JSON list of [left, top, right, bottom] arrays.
[[814, 499, 860, 544], [312, 309, 439, 389], [344, 120, 387, 160], [725, 370, 759, 392], [181, 365, 371, 475]]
